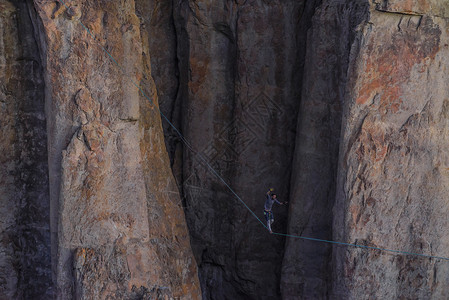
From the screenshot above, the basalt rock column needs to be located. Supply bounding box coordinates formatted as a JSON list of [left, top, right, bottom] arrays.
[[0, 1, 51, 298], [333, 2, 449, 299], [32, 0, 200, 298]]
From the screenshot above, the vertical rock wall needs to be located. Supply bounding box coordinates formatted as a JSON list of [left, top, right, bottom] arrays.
[[31, 0, 200, 297], [136, 0, 182, 173], [169, 1, 306, 298], [281, 1, 368, 299], [146, 0, 449, 299], [1, 0, 201, 298], [0, 1, 51, 298], [3, 0, 449, 298], [333, 2, 449, 298]]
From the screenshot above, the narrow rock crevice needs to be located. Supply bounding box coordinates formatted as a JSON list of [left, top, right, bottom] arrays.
[[152, 0, 319, 298], [0, 1, 52, 298]]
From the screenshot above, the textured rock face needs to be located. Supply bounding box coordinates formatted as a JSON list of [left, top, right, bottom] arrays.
[[3, 0, 449, 298], [136, 0, 181, 172], [1, 0, 201, 298], [146, 0, 449, 299], [0, 1, 51, 298], [373, 0, 449, 18], [170, 1, 306, 298], [333, 3, 449, 299], [32, 0, 200, 298], [281, 1, 368, 299]]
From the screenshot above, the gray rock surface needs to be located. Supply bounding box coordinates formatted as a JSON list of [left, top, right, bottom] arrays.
[[32, 0, 201, 297], [281, 1, 368, 299], [170, 1, 307, 299], [332, 3, 449, 299], [0, 1, 51, 298], [136, 0, 182, 174], [148, 0, 449, 299], [3, 0, 449, 299], [1, 0, 201, 298]]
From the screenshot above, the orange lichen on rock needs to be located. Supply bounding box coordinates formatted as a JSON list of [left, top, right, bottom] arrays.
[[356, 16, 441, 114], [355, 116, 389, 163], [376, 0, 431, 15]]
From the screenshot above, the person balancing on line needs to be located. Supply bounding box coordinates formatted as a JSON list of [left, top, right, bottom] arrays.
[[264, 188, 287, 234]]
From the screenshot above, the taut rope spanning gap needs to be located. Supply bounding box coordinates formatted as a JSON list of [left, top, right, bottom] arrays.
[[272, 233, 449, 261], [55, 0, 449, 262]]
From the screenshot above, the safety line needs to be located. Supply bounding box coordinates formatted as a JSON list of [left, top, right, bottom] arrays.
[[55, 0, 449, 262], [272, 232, 449, 261]]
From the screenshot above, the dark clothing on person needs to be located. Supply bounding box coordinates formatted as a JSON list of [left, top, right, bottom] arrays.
[[264, 194, 281, 232], [264, 210, 273, 222], [264, 194, 281, 211]]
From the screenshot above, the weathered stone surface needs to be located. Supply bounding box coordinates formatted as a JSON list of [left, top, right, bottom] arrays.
[[281, 1, 368, 299], [136, 0, 182, 175], [3, 0, 449, 298], [373, 0, 449, 18], [332, 4, 449, 299], [29, 0, 201, 298], [171, 0, 306, 298], [0, 1, 51, 298], [0, 4, 20, 297]]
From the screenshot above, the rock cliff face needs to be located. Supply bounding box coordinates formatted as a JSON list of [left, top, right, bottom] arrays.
[[171, 1, 305, 298], [281, 2, 369, 298], [145, 0, 449, 299], [0, 1, 51, 298], [333, 2, 449, 299], [1, 0, 200, 299], [2, 0, 449, 299]]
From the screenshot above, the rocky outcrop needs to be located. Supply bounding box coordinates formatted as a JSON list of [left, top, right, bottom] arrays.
[[0, 1, 51, 298], [372, 0, 449, 18], [147, 0, 449, 299], [33, 0, 200, 297], [333, 3, 449, 299], [279, 1, 449, 299], [1, 0, 201, 298], [3, 0, 449, 298]]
